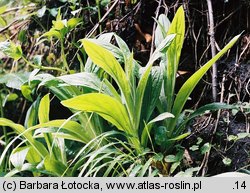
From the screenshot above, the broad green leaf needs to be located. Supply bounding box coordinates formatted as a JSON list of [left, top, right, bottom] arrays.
[[155, 126, 168, 146], [141, 66, 164, 123], [67, 18, 81, 29], [52, 19, 67, 30], [24, 97, 40, 128], [138, 158, 153, 177], [0, 118, 48, 164], [2, 93, 18, 106], [148, 112, 175, 125], [42, 29, 62, 40], [37, 6, 46, 18], [0, 72, 30, 90], [170, 161, 180, 174], [61, 93, 134, 136], [44, 156, 67, 176], [10, 146, 30, 170], [141, 112, 174, 147], [0, 118, 29, 137], [21, 84, 33, 101], [18, 30, 27, 43], [81, 39, 133, 119], [31, 119, 92, 143], [228, 135, 237, 141], [26, 146, 42, 164], [0, 41, 23, 60], [5, 163, 35, 177], [38, 94, 56, 159], [168, 34, 240, 136], [149, 34, 176, 65], [155, 14, 171, 47], [38, 94, 50, 123], [165, 6, 185, 112], [84, 33, 114, 73], [135, 64, 152, 129], [58, 72, 113, 96], [33, 55, 42, 66], [237, 132, 250, 139]]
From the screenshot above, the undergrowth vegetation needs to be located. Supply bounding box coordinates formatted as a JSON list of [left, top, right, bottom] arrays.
[[0, 0, 248, 177]]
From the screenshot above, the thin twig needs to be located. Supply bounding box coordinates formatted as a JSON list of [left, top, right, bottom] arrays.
[[207, 0, 218, 102], [86, 0, 119, 37], [0, 20, 19, 33]]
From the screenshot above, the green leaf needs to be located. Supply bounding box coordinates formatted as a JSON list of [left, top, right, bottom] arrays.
[[5, 163, 35, 177], [10, 146, 30, 170], [164, 154, 177, 162], [0, 5, 7, 14], [155, 14, 170, 47], [81, 39, 133, 118], [30, 119, 92, 143], [38, 94, 50, 124], [135, 64, 153, 129], [42, 29, 62, 40], [175, 167, 199, 177], [149, 34, 176, 65], [26, 146, 42, 164], [33, 55, 43, 66], [37, 6, 46, 18], [58, 72, 113, 96], [0, 16, 6, 26], [168, 34, 240, 136], [141, 112, 174, 147], [155, 126, 167, 146], [222, 157, 232, 166], [197, 137, 203, 145], [148, 112, 174, 125], [5, 93, 18, 102], [138, 158, 153, 177], [44, 156, 67, 176], [0, 72, 30, 90], [52, 19, 67, 30], [169, 132, 190, 141], [228, 135, 237, 141], [0, 41, 23, 60], [165, 6, 185, 112], [141, 66, 164, 123], [0, 118, 48, 166], [190, 145, 199, 151], [237, 132, 250, 139], [24, 97, 40, 128], [18, 30, 27, 43], [201, 143, 211, 154], [170, 161, 180, 174], [61, 93, 133, 135], [67, 17, 81, 29], [21, 84, 33, 101], [38, 94, 56, 158]]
